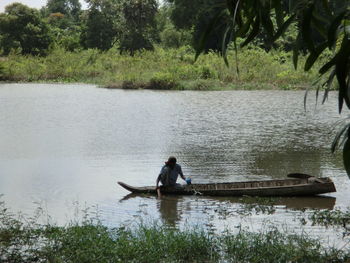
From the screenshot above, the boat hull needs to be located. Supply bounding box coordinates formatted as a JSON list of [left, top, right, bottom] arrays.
[[118, 177, 336, 197]]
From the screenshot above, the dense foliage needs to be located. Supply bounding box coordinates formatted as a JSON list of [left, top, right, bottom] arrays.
[[0, 0, 162, 54], [45, 0, 81, 21], [0, 3, 52, 55], [165, 0, 230, 52], [0, 46, 321, 90]]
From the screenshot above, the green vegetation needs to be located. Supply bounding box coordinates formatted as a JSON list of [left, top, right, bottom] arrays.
[[309, 209, 350, 230], [1, 200, 349, 263], [222, 229, 348, 263], [0, 3, 52, 55], [0, 0, 344, 93], [0, 45, 325, 90]]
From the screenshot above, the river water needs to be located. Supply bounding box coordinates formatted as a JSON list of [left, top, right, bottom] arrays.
[[0, 83, 349, 247]]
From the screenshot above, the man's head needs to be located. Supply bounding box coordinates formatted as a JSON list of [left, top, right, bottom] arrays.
[[165, 156, 177, 168]]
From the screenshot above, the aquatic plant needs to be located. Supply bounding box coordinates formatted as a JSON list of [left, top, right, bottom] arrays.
[[308, 208, 350, 237]]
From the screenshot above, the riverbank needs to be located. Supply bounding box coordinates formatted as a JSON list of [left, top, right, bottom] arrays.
[[0, 46, 327, 90], [1, 200, 349, 263]]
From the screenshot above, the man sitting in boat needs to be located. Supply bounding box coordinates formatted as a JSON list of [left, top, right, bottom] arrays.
[[156, 156, 186, 193]]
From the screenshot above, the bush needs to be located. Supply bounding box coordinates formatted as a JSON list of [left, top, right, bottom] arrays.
[[160, 25, 192, 48], [0, 62, 5, 80], [148, 72, 180, 90]]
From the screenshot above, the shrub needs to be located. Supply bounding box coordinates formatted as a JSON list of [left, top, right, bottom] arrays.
[[148, 72, 180, 90]]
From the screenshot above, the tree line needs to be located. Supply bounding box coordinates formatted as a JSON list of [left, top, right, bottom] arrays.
[[0, 0, 310, 57], [0, 0, 230, 56]]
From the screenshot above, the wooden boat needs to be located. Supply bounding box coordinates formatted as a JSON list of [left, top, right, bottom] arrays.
[[118, 176, 336, 197]]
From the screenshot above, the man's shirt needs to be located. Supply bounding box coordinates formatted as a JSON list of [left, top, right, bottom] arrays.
[[159, 164, 183, 186]]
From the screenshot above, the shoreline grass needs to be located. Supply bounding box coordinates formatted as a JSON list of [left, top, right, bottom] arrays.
[[1, 200, 349, 263], [0, 45, 328, 91], [2, 219, 349, 263]]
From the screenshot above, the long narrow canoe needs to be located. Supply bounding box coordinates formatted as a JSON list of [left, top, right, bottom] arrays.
[[118, 177, 336, 197]]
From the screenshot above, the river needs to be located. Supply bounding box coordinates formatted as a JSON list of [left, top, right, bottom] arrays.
[[0, 83, 349, 247]]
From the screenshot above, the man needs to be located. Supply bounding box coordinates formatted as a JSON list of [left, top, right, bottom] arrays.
[[156, 156, 186, 197]]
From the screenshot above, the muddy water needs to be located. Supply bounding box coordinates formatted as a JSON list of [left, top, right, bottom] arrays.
[[0, 83, 349, 247]]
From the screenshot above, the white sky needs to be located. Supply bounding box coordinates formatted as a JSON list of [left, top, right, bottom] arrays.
[[0, 0, 88, 12]]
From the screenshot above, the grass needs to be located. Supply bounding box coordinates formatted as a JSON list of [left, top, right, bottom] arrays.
[[1, 200, 350, 263], [0, 45, 329, 90], [309, 209, 350, 232], [223, 228, 348, 263]]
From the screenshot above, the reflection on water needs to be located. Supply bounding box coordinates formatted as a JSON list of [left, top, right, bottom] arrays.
[[121, 193, 336, 224], [0, 84, 349, 245], [158, 196, 181, 226]]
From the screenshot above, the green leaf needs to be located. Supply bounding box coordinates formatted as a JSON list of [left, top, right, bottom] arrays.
[[236, 15, 254, 37], [272, 14, 296, 42], [293, 33, 301, 70], [322, 70, 336, 104], [319, 55, 337, 74], [222, 0, 240, 67], [222, 26, 232, 66], [327, 12, 345, 49], [311, 15, 327, 38], [304, 88, 309, 111], [240, 16, 260, 47], [195, 10, 226, 61], [331, 124, 349, 153], [233, 39, 239, 75], [260, 11, 275, 41], [301, 4, 316, 53], [304, 42, 328, 71], [274, 0, 284, 28], [335, 37, 350, 113], [343, 134, 350, 178]]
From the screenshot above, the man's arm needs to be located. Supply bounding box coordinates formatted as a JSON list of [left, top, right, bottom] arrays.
[[156, 174, 161, 189], [178, 165, 186, 181], [156, 173, 162, 198]]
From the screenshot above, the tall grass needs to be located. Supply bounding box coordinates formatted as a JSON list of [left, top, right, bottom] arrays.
[[1, 200, 349, 263], [0, 45, 326, 90], [223, 229, 347, 263]]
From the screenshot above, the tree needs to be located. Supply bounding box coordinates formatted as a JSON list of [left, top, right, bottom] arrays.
[[80, 0, 122, 50], [41, 0, 83, 51], [166, 0, 230, 52], [81, 0, 158, 53], [196, 0, 350, 177], [46, 0, 81, 21], [0, 3, 52, 55], [119, 0, 158, 55]]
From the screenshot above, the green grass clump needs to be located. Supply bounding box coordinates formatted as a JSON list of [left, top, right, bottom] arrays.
[[223, 229, 348, 263], [309, 209, 350, 230], [113, 225, 218, 262], [0, 45, 326, 90]]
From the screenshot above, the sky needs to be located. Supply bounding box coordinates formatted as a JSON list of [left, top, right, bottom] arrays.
[[0, 0, 88, 12]]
